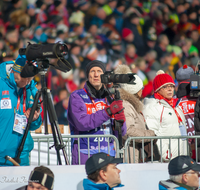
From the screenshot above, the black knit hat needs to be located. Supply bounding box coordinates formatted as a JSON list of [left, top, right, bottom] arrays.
[[36, 0, 44, 8], [85, 152, 123, 175], [54, 0, 62, 7], [86, 60, 106, 78]]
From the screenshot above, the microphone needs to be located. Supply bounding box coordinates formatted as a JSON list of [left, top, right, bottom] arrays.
[[20, 61, 40, 78]]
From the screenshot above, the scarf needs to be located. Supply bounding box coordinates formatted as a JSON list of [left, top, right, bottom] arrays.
[[154, 92, 182, 123]]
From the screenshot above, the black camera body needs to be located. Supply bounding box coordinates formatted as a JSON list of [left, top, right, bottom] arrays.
[[19, 42, 72, 77], [19, 43, 68, 61], [190, 74, 200, 97], [101, 71, 136, 84]]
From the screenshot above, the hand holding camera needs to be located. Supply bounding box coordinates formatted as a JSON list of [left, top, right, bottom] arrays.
[[105, 99, 124, 116]]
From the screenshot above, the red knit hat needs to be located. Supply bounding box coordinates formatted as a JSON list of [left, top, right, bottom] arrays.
[[122, 28, 132, 39], [153, 70, 175, 92]]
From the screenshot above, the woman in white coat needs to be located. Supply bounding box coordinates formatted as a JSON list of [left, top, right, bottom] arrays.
[[142, 70, 188, 162]]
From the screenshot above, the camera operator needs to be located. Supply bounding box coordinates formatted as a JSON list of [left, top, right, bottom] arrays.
[[176, 65, 196, 159], [68, 60, 127, 165], [0, 54, 42, 166]]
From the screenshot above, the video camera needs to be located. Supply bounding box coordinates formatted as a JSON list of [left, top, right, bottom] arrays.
[[19, 42, 72, 78], [101, 71, 136, 85], [190, 64, 200, 97], [100, 71, 136, 149]]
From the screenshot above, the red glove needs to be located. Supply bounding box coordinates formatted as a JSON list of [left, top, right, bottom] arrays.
[[115, 111, 126, 123], [105, 100, 124, 116]]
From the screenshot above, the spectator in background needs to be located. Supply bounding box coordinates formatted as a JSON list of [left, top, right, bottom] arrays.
[[145, 50, 159, 72], [176, 65, 196, 160], [124, 13, 145, 56], [96, 43, 108, 64], [26, 4, 36, 27], [32, 26, 47, 44], [190, 30, 200, 55], [48, 69, 61, 104], [68, 60, 126, 165], [162, 19, 178, 45], [35, 0, 48, 24], [121, 28, 134, 54], [55, 30, 65, 43], [2, 0, 22, 23], [159, 52, 173, 74], [154, 34, 169, 61], [83, 152, 124, 190], [142, 70, 187, 162], [5, 26, 20, 58], [134, 57, 148, 86], [159, 155, 200, 190], [115, 65, 158, 163], [55, 88, 69, 126], [19, 25, 32, 48], [142, 70, 157, 98], [124, 44, 137, 66], [144, 27, 157, 54], [176, 65, 195, 136]]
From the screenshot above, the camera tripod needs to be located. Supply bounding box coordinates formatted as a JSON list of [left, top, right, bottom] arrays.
[[6, 60, 69, 166]]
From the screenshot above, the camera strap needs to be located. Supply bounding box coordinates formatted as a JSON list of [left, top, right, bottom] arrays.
[[16, 88, 26, 113], [83, 88, 109, 112]]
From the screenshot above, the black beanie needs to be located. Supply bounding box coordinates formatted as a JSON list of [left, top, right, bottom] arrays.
[[86, 60, 106, 78]]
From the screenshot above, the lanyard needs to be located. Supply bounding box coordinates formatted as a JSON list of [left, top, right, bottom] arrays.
[[83, 88, 108, 111], [173, 108, 182, 124], [16, 88, 26, 113]]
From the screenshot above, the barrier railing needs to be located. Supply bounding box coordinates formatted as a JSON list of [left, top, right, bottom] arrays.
[[31, 134, 120, 165], [123, 135, 200, 163], [31, 135, 200, 165]]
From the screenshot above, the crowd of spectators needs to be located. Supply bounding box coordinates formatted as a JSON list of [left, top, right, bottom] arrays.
[[1, 0, 200, 126]]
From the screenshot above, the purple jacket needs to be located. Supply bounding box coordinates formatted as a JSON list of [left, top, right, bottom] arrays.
[[68, 82, 126, 164]]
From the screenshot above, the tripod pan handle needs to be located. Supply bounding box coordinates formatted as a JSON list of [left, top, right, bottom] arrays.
[[5, 156, 20, 166]]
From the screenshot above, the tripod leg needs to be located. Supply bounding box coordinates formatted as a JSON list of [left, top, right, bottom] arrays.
[[11, 90, 42, 165], [41, 73, 48, 134], [46, 89, 70, 165]]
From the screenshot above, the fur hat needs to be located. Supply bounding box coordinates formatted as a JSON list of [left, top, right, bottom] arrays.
[[176, 64, 194, 81], [114, 65, 143, 94], [153, 70, 175, 92]]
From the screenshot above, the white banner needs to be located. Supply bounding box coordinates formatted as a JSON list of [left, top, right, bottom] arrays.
[[0, 163, 169, 190]]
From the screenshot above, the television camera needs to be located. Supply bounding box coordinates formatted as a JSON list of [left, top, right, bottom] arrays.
[[101, 71, 136, 148]]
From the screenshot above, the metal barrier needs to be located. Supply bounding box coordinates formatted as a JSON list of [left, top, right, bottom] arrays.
[[123, 135, 200, 163], [31, 134, 120, 165]]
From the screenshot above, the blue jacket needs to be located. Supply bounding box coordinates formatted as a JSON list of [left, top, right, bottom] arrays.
[[0, 61, 42, 166], [83, 179, 124, 190], [159, 180, 196, 190]]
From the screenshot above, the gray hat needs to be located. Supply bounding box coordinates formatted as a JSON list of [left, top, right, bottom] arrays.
[[176, 65, 194, 81]]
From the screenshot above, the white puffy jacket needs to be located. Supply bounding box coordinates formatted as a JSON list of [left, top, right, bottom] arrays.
[[142, 97, 188, 162]]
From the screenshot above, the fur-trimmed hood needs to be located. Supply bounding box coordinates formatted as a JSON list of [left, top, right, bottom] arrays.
[[119, 88, 143, 113]]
